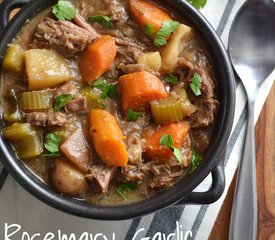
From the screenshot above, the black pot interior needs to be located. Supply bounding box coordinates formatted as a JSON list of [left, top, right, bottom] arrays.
[[0, 0, 235, 220]]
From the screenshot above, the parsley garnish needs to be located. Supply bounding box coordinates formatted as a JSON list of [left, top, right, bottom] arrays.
[[164, 74, 178, 84], [100, 83, 118, 99], [189, 73, 202, 96], [89, 15, 113, 29], [52, 0, 77, 21], [186, 0, 207, 10], [189, 144, 203, 173], [43, 133, 62, 157], [53, 94, 73, 112], [159, 134, 183, 162], [154, 20, 179, 46], [92, 79, 118, 99], [127, 109, 143, 121], [116, 182, 138, 200], [144, 23, 155, 37], [92, 79, 106, 88]]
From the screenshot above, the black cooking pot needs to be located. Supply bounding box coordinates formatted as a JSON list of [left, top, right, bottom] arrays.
[[0, 0, 235, 220]]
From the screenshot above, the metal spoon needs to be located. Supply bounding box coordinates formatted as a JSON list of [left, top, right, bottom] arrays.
[[228, 0, 275, 239]]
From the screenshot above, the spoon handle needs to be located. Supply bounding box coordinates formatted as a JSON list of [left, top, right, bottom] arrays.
[[229, 101, 258, 240]]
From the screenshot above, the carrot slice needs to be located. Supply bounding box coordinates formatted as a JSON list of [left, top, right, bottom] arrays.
[[118, 71, 168, 113], [130, 0, 171, 34], [143, 121, 189, 162], [79, 35, 116, 84], [89, 109, 128, 167]]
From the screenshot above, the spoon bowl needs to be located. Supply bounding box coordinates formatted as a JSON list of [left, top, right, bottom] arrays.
[[228, 0, 275, 239]]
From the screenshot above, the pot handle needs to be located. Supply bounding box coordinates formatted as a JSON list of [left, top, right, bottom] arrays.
[[177, 156, 225, 205], [0, 0, 30, 32]]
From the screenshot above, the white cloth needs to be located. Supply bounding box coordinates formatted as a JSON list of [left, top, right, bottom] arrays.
[[0, 0, 274, 239]]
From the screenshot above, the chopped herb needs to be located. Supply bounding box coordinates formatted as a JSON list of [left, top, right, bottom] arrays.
[[189, 144, 203, 173], [43, 133, 62, 157], [164, 74, 178, 84], [144, 23, 155, 37], [52, 0, 77, 21], [100, 83, 118, 99], [116, 182, 138, 200], [89, 15, 113, 29], [92, 79, 118, 99], [92, 79, 106, 89], [154, 20, 179, 46], [53, 94, 74, 112], [159, 134, 183, 162], [186, 0, 207, 10], [189, 73, 202, 96], [127, 109, 143, 121]]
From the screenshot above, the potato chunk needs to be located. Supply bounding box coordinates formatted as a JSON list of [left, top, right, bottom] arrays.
[[51, 159, 89, 197], [162, 24, 193, 72], [137, 52, 162, 71], [24, 49, 72, 90], [3, 44, 24, 74]]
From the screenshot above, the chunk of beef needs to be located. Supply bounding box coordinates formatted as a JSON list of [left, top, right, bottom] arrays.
[[60, 128, 92, 172], [117, 46, 143, 64], [120, 165, 145, 182], [75, 2, 94, 19], [192, 129, 211, 153], [26, 110, 74, 127], [120, 115, 150, 136], [65, 96, 87, 114], [125, 133, 143, 166], [35, 17, 99, 57], [142, 160, 185, 189], [86, 165, 116, 193], [73, 14, 99, 36], [118, 63, 160, 76], [189, 98, 219, 128], [103, 0, 128, 26]]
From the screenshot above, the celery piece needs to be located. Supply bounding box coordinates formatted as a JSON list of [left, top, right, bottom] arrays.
[[21, 90, 52, 111], [173, 87, 197, 116], [79, 87, 105, 109], [3, 123, 43, 159], [3, 90, 22, 123], [3, 44, 24, 74], [150, 97, 183, 124]]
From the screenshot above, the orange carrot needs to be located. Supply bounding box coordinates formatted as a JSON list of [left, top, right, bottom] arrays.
[[79, 35, 116, 84], [130, 0, 171, 34], [89, 109, 128, 167], [143, 121, 189, 162], [118, 71, 168, 113]]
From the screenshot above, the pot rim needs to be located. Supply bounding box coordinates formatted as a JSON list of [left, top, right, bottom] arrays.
[[0, 0, 235, 220]]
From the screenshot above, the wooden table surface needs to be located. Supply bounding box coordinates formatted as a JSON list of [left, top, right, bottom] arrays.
[[210, 82, 275, 240], [3, 3, 275, 239]]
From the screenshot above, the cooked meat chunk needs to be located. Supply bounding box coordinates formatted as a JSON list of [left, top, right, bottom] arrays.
[[60, 128, 92, 172], [192, 129, 211, 153], [117, 45, 143, 63], [26, 110, 74, 127], [125, 133, 143, 165], [189, 98, 219, 128], [75, 2, 93, 19], [35, 17, 99, 57], [65, 97, 87, 114], [73, 14, 99, 36], [103, 0, 128, 26], [86, 165, 116, 193], [142, 160, 185, 189], [120, 165, 145, 182]]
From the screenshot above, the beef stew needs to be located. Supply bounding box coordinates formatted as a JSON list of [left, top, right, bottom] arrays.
[[1, 0, 219, 206]]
